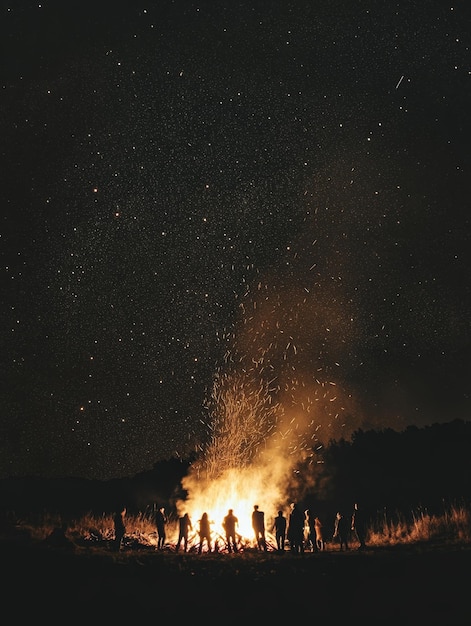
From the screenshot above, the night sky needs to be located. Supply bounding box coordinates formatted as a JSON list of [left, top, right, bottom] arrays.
[[1, 0, 470, 480]]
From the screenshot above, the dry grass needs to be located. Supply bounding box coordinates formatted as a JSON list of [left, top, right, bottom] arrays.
[[2, 505, 471, 624], [367, 504, 471, 547], [6, 502, 471, 553]]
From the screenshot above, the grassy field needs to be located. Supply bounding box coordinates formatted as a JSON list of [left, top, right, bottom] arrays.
[[3, 512, 471, 624]]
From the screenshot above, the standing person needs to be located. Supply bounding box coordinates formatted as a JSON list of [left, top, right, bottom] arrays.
[[314, 515, 325, 551], [198, 512, 212, 554], [113, 506, 126, 552], [45, 520, 75, 551], [222, 508, 239, 553], [272, 510, 287, 552], [333, 511, 349, 551], [304, 509, 318, 552], [155, 505, 168, 550], [252, 505, 267, 551], [288, 502, 305, 554], [351, 502, 367, 550], [176, 512, 192, 552]]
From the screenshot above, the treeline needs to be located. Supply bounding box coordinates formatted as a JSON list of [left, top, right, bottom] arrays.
[[309, 418, 471, 518], [1, 420, 470, 519], [0, 457, 190, 518]]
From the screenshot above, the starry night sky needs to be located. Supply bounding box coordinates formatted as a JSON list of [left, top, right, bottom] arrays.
[[1, 0, 470, 480]]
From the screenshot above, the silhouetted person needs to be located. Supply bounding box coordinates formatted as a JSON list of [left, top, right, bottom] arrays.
[[272, 510, 287, 551], [198, 512, 212, 554], [252, 504, 267, 551], [351, 502, 367, 550], [314, 515, 325, 551], [333, 511, 349, 551], [176, 512, 192, 552], [288, 502, 305, 553], [113, 506, 126, 552], [223, 508, 239, 553], [305, 509, 318, 552], [44, 520, 75, 551], [155, 505, 168, 550]]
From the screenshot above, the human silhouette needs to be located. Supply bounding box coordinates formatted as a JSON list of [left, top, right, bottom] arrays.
[[198, 512, 212, 554], [314, 515, 325, 551], [113, 506, 126, 552], [272, 510, 287, 551], [222, 508, 239, 553], [176, 512, 192, 552], [351, 502, 367, 550], [44, 520, 75, 551], [304, 509, 318, 552], [155, 505, 168, 550], [252, 505, 267, 551], [288, 502, 305, 553], [333, 511, 349, 551]]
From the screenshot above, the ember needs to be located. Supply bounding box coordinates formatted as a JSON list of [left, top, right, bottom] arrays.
[[175, 292, 359, 552], [176, 370, 285, 551]]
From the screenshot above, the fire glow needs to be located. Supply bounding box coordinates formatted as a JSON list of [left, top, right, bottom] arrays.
[[176, 370, 309, 551], [173, 286, 359, 551]]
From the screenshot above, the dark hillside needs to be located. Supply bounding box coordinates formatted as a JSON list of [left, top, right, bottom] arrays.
[[1, 421, 470, 521]]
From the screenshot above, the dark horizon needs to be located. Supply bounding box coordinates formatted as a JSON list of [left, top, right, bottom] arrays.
[[1, 419, 470, 521]]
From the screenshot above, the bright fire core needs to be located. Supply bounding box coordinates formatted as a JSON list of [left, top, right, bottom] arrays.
[[174, 369, 323, 551], [175, 372, 289, 549], [173, 282, 359, 551]]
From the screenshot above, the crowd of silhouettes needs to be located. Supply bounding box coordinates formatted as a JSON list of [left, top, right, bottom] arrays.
[[111, 501, 367, 554]]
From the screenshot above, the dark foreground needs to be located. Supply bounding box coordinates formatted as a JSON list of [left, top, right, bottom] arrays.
[[5, 537, 470, 624]]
